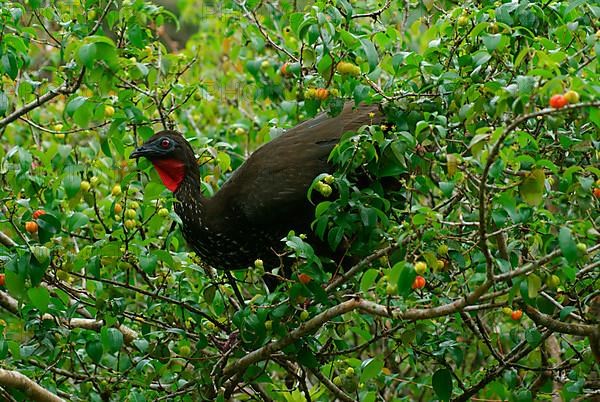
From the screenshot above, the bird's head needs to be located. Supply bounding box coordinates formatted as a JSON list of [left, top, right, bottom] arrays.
[[129, 130, 198, 192]]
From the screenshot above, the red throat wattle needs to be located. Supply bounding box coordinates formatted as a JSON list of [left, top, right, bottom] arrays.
[[151, 159, 186, 192]]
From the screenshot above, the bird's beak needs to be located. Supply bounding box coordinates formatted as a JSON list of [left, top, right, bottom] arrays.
[[129, 145, 148, 159]]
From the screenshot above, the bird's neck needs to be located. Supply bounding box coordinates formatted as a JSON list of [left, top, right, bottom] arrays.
[[173, 171, 207, 222]]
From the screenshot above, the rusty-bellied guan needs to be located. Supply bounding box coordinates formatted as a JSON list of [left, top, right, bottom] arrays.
[[130, 102, 384, 274]]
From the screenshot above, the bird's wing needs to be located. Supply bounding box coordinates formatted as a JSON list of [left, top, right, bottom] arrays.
[[212, 102, 384, 227]]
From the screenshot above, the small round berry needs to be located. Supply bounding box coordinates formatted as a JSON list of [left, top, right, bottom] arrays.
[[80, 180, 91, 192], [412, 275, 426, 289], [414, 261, 427, 275], [563, 90, 580, 104], [298, 273, 312, 285], [549, 94, 568, 109], [25, 221, 38, 233]]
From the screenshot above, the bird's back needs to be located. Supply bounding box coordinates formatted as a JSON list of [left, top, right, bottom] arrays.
[[197, 102, 385, 269]]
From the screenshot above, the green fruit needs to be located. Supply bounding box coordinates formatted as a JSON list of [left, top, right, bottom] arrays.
[[254, 259, 264, 269], [264, 320, 272, 330], [333, 376, 342, 386], [336, 61, 360, 76], [129, 201, 140, 209], [157, 208, 169, 217], [576, 243, 587, 254], [300, 310, 309, 321], [179, 345, 191, 357], [317, 182, 333, 197], [80, 180, 91, 192], [458, 15, 469, 26], [385, 283, 397, 295], [125, 209, 137, 219], [437, 244, 449, 255], [124, 219, 136, 230], [345, 367, 354, 376], [111, 185, 122, 196], [414, 261, 427, 275], [502, 307, 513, 316], [546, 274, 560, 289], [564, 90, 580, 104]]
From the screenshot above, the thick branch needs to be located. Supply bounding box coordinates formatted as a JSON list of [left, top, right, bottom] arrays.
[[223, 280, 494, 380], [0, 290, 137, 344], [522, 305, 595, 337], [0, 368, 64, 402], [0, 231, 18, 248]]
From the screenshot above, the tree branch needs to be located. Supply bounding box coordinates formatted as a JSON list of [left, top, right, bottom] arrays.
[[0, 368, 65, 402]]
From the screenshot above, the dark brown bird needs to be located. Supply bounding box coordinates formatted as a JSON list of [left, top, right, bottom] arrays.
[[130, 102, 384, 272]]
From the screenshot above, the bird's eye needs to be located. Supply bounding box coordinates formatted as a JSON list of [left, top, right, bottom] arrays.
[[160, 139, 170, 149]]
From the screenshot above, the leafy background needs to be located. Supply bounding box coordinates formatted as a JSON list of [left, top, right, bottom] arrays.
[[0, 0, 599, 401]]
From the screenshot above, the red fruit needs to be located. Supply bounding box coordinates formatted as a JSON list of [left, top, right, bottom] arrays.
[[511, 309, 523, 321], [298, 273, 312, 285], [25, 221, 38, 234], [593, 188, 600, 198], [0, 273, 5, 286], [32, 209, 46, 219], [412, 275, 426, 290], [549, 94, 568, 109], [280, 62, 290, 76]]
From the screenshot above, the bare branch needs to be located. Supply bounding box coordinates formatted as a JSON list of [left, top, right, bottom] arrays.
[[0, 368, 65, 402]]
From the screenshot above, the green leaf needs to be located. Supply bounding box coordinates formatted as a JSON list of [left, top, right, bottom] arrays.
[[143, 182, 165, 202], [65, 96, 88, 116], [27, 287, 50, 314], [0, 91, 8, 117], [101, 327, 124, 354], [519, 169, 545, 206], [559, 306, 576, 321], [396, 262, 416, 297], [360, 269, 379, 292], [86, 339, 103, 363], [525, 328, 542, 347], [360, 38, 378, 72], [360, 358, 384, 382], [78, 43, 97, 68], [1, 53, 18, 79], [558, 227, 578, 263], [63, 172, 82, 199], [0, 338, 8, 360], [482, 34, 502, 51], [527, 274, 542, 299], [128, 24, 144, 48], [590, 107, 600, 128], [68, 212, 89, 231], [432, 368, 453, 401]]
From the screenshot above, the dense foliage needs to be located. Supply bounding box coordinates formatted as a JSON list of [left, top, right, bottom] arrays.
[[0, 0, 599, 401]]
